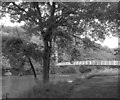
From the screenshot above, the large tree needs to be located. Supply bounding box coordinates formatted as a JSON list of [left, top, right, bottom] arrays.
[[0, 2, 118, 83]]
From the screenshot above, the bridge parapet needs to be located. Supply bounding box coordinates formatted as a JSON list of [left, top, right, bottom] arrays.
[[57, 60, 120, 66]]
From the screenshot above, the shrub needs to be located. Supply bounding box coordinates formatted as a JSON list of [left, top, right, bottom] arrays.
[[109, 65, 120, 69], [61, 67, 76, 74], [49, 68, 56, 74], [19, 81, 74, 98], [59, 65, 68, 68], [79, 66, 91, 73], [68, 67, 76, 74]]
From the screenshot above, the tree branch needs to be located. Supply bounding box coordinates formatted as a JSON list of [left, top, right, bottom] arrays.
[[34, 3, 42, 23], [12, 2, 27, 13], [71, 33, 113, 53], [51, 2, 56, 16], [44, 2, 56, 39], [69, 33, 102, 50], [55, 10, 77, 27], [12, 2, 39, 25], [33, 2, 44, 31], [48, 2, 56, 26]]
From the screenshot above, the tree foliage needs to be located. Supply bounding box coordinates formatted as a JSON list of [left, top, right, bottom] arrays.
[[2, 34, 43, 72], [1, 2, 119, 83], [114, 48, 120, 60]]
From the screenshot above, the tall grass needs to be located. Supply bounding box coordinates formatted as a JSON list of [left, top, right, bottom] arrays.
[[18, 81, 74, 98]]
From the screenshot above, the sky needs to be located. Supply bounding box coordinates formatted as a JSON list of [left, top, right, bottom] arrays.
[[101, 36, 118, 49], [0, 15, 118, 49], [0, 14, 25, 27]]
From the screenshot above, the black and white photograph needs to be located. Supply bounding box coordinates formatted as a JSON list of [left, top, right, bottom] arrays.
[[0, 0, 120, 99]]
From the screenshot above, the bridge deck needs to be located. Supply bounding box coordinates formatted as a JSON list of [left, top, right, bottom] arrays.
[[56, 61, 120, 66]]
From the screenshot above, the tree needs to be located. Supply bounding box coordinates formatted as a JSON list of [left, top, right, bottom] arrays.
[[114, 48, 120, 60], [1, 2, 118, 83], [2, 33, 43, 78]]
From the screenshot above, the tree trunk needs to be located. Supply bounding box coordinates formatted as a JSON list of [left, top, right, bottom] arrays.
[[54, 42, 58, 65], [28, 57, 37, 79], [43, 39, 52, 83]]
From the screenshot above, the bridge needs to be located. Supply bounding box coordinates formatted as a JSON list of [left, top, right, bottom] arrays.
[[56, 60, 120, 66]]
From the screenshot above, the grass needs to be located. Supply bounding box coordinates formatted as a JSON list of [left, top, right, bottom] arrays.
[[17, 68, 119, 98], [70, 76, 119, 98], [18, 81, 74, 98], [3, 67, 119, 98]]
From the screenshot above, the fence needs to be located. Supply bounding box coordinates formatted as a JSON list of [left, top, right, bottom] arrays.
[[56, 60, 120, 66]]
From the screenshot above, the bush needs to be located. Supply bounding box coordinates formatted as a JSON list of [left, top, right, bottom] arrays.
[[61, 67, 76, 74], [68, 67, 76, 74], [49, 68, 56, 74], [79, 66, 91, 73], [19, 81, 74, 98], [59, 65, 68, 68], [109, 65, 120, 68]]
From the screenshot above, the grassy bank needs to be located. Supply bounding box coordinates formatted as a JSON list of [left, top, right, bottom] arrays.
[[2, 67, 119, 98], [17, 68, 119, 98]]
